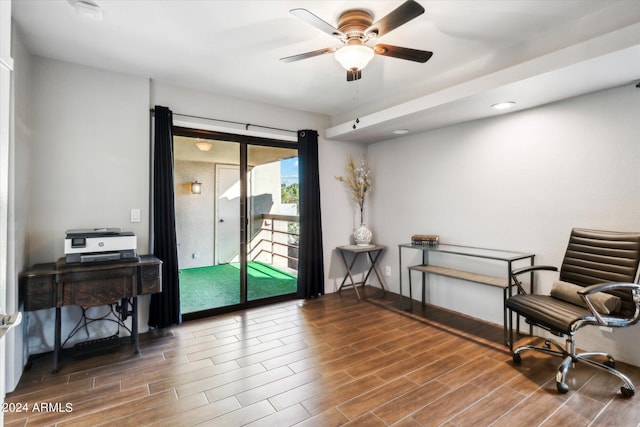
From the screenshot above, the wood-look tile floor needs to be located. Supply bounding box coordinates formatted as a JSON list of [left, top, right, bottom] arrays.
[[6, 287, 640, 426]]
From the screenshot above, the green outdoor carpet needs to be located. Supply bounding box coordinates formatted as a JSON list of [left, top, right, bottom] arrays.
[[180, 261, 297, 313]]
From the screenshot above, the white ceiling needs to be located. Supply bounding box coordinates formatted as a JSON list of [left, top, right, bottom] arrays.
[[12, 0, 640, 143]]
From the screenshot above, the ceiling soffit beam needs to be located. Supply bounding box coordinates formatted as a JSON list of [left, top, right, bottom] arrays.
[[325, 23, 640, 142]]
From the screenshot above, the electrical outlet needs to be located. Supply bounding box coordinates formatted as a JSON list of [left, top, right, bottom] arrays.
[[384, 266, 391, 277]]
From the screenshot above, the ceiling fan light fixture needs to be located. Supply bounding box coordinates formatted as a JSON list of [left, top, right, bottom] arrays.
[[335, 44, 374, 71]]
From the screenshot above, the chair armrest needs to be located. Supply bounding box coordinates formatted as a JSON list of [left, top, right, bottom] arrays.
[[512, 265, 558, 276], [578, 282, 640, 326], [578, 282, 640, 295], [510, 265, 558, 295]]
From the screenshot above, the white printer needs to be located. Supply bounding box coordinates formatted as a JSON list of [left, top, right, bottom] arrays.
[[64, 228, 137, 263]]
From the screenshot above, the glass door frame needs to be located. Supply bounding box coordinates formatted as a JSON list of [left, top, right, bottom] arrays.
[[174, 126, 298, 321]]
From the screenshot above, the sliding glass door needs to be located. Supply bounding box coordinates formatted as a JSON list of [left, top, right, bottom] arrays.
[[247, 145, 299, 301], [174, 137, 241, 313], [173, 128, 298, 319]]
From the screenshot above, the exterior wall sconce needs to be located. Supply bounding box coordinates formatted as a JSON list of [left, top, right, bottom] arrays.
[[191, 181, 202, 194]]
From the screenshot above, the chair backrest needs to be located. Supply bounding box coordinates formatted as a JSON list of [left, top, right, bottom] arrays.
[[560, 228, 640, 314]]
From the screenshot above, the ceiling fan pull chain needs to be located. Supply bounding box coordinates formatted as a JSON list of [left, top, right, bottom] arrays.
[[352, 77, 360, 129]]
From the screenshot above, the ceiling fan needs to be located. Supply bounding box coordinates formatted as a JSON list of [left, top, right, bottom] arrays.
[[280, 0, 433, 81]]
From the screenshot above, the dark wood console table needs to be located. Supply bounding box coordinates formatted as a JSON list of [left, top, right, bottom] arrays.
[[20, 255, 162, 372]]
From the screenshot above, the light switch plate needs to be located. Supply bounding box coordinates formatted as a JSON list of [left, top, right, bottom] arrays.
[[130, 208, 141, 223]]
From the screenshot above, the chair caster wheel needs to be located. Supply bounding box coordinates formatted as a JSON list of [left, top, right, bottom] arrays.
[[557, 381, 569, 394], [621, 386, 635, 397], [512, 353, 521, 364]]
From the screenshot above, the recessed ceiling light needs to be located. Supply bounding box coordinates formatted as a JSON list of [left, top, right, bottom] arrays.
[[491, 101, 516, 110], [393, 129, 409, 135], [73, 0, 103, 20]]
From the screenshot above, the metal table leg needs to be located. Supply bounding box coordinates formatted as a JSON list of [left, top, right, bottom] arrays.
[[53, 306, 61, 373], [338, 250, 362, 300]]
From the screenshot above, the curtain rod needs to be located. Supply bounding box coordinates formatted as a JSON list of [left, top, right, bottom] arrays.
[[150, 109, 297, 134]]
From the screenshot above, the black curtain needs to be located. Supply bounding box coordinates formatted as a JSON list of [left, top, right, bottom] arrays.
[[149, 106, 182, 328], [297, 130, 325, 298]]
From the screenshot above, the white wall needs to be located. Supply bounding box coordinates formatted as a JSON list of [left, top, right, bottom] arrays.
[[26, 57, 151, 354], [151, 81, 324, 141], [29, 58, 151, 263], [321, 141, 368, 292], [174, 160, 216, 269], [368, 84, 640, 366]]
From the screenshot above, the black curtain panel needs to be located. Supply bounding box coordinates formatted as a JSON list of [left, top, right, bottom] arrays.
[[149, 106, 182, 328], [297, 130, 325, 298]]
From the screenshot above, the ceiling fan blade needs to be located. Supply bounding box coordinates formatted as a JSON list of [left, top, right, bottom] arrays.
[[346, 69, 362, 81], [280, 47, 337, 63], [366, 0, 425, 38], [374, 44, 433, 63], [290, 8, 346, 40]]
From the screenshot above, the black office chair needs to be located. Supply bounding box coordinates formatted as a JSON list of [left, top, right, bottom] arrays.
[[506, 228, 640, 397]]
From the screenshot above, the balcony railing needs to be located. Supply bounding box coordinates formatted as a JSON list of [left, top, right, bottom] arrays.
[[249, 213, 299, 272]]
